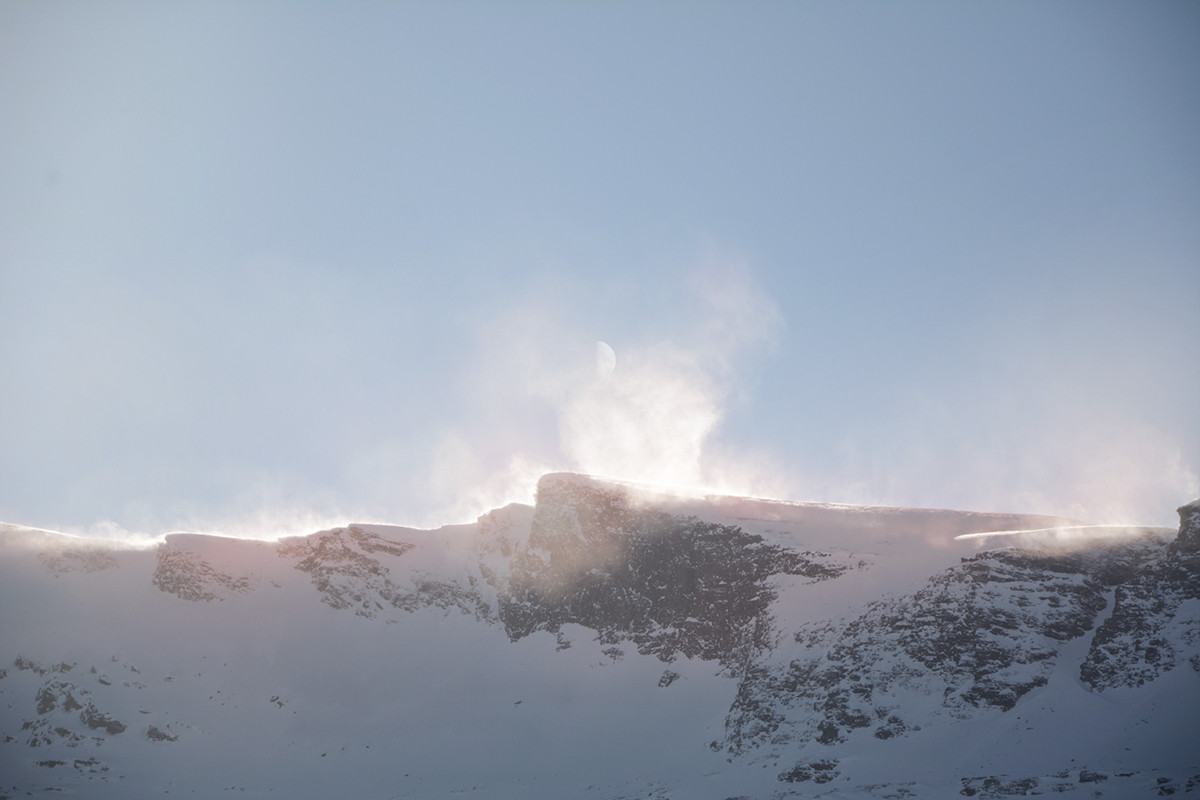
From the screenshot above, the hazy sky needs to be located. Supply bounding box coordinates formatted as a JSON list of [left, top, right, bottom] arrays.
[[2, 1, 1197, 535]]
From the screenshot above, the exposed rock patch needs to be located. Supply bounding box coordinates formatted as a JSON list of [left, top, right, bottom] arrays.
[[278, 525, 490, 620], [723, 537, 1170, 754], [152, 545, 251, 602], [146, 725, 178, 742], [78, 703, 124, 735], [1174, 498, 1200, 555], [779, 758, 840, 784], [959, 775, 1040, 797], [11, 668, 125, 747], [37, 549, 118, 574]]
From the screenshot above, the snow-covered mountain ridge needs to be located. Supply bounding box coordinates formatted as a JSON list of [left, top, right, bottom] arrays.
[[1, 475, 1196, 798]]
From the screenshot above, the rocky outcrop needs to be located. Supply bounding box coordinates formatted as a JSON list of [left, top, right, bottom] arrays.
[[1079, 503, 1200, 690], [278, 525, 491, 620], [78, 703, 125, 735], [723, 532, 1179, 755], [11, 658, 126, 748], [152, 545, 250, 602], [495, 475, 857, 671], [145, 725, 178, 742]]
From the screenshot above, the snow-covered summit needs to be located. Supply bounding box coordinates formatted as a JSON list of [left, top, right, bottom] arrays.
[[1, 477, 1196, 798]]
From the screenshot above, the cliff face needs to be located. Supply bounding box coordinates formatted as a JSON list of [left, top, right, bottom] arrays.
[[1175, 498, 1200, 554], [494, 474, 859, 671], [1078, 500, 1200, 690]]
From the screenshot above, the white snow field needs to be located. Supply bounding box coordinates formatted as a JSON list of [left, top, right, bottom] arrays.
[[1, 475, 1196, 799]]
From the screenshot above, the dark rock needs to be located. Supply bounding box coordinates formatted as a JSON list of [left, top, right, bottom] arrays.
[[778, 765, 812, 782], [153, 546, 250, 602], [1080, 522, 1200, 690], [279, 526, 490, 621], [723, 520, 1200, 755], [1174, 499, 1200, 555], [960, 776, 1040, 796], [779, 760, 839, 784], [32, 680, 86, 717], [78, 704, 125, 735], [874, 715, 908, 740], [723, 544, 1133, 753], [37, 549, 118, 574], [14, 656, 46, 675], [146, 725, 178, 742], [496, 476, 850, 671], [34, 686, 57, 715]]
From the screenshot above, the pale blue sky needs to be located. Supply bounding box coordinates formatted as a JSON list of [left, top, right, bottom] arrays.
[[1, 1, 1197, 534]]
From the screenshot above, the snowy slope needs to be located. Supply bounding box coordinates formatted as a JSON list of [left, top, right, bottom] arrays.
[[1, 477, 1196, 799]]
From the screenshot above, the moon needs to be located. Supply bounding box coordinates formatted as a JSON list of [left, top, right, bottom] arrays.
[[596, 341, 616, 379]]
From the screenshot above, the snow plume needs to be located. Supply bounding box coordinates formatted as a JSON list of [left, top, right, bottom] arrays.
[[559, 341, 720, 488], [954, 525, 1175, 552], [167, 507, 363, 542], [26, 473, 368, 544], [420, 436, 557, 527], [58, 520, 164, 547], [46, 506, 359, 545], [420, 259, 788, 524], [560, 264, 780, 490], [0, 521, 160, 552], [824, 388, 1199, 529], [1001, 425, 1198, 528]]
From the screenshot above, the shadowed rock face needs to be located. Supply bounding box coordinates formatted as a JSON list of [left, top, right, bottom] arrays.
[[1175, 498, 1200, 555], [1079, 501, 1200, 690], [495, 477, 853, 671]]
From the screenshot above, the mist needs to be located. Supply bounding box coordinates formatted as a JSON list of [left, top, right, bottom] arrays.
[[1, 2, 1197, 537]]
